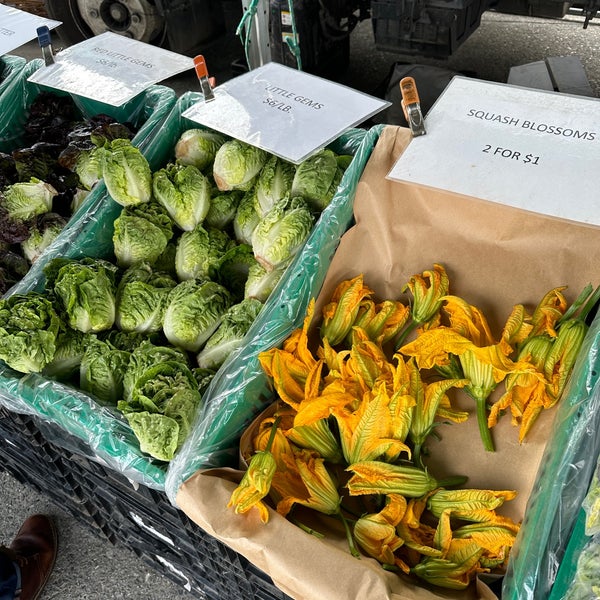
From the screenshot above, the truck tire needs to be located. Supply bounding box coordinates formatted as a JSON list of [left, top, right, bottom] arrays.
[[43, 0, 168, 48]]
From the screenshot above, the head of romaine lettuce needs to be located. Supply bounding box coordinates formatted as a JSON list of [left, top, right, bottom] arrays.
[[0, 292, 62, 373], [113, 201, 174, 268], [233, 188, 261, 246], [97, 139, 152, 207], [254, 155, 296, 218], [213, 140, 269, 192], [152, 162, 211, 231], [291, 148, 343, 211], [251, 196, 314, 272], [115, 262, 177, 334], [163, 279, 232, 352], [79, 335, 131, 405], [50, 257, 119, 333], [175, 224, 235, 282], [174, 128, 228, 172], [1, 178, 57, 221], [196, 297, 262, 370], [205, 190, 243, 230]]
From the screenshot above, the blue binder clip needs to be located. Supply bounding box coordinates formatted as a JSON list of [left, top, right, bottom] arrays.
[[36, 26, 55, 66]]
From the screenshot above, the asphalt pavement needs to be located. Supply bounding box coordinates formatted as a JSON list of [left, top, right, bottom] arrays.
[[1, 7, 599, 600]]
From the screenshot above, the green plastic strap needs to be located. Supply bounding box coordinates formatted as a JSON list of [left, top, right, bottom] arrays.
[[284, 0, 302, 71]]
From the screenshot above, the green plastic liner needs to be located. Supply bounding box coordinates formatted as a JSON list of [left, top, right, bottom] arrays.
[[0, 55, 26, 100], [502, 312, 600, 599], [0, 89, 379, 491], [164, 122, 384, 503]]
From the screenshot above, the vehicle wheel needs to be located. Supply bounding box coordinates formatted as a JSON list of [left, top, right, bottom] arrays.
[[43, 0, 168, 48]]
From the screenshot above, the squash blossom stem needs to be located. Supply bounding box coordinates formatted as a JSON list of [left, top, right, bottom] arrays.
[[337, 507, 361, 558], [394, 319, 419, 352], [290, 516, 325, 539], [436, 474, 469, 488], [265, 415, 282, 453], [472, 393, 495, 452]]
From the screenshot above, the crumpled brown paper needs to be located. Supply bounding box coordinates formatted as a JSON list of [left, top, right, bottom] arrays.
[[177, 125, 600, 600]]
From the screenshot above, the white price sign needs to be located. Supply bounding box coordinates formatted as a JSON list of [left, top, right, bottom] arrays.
[[28, 32, 194, 106], [0, 5, 61, 56], [182, 62, 390, 163], [388, 76, 600, 225]]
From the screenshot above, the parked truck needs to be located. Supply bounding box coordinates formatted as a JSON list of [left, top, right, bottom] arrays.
[[43, 0, 599, 78]]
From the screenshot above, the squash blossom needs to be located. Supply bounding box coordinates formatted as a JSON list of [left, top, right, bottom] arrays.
[[395, 263, 449, 349], [228, 450, 277, 523], [426, 488, 517, 522], [346, 460, 465, 497], [354, 494, 408, 566], [412, 542, 486, 590], [320, 274, 374, 346], [229, 417, 281, 523]]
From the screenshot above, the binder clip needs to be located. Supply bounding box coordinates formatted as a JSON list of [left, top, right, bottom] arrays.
[[36, 26, 55, 66], [400, 77, 425, 137], [194, 55, 215, 102]]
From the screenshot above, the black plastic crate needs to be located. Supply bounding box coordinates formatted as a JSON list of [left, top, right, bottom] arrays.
[[371, 0, 488, 58], [0, 407, 290, 600]]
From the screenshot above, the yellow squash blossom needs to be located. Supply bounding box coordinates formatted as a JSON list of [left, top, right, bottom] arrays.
[[228, 450, 277, 523], [354, 494, 408, 566], [321, 275, 374, 346], [528, 286, 568, 338], [397, 494, 442, 557], [426, 488, 517, 522], [351, 299, 411, 346], [412, 541, 486, 590], [346, 460, 464, 497], [333, 381, 411, 465], [276, 450, 341, 517], [286, 418, 343, 463], [406, 356, 469, 466]]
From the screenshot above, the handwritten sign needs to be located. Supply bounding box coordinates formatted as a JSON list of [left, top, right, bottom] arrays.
[[388, 76, 600, 225], [0, 5, 61, 56], [28, 31, 194, 106], [182, 62, 390, 163]]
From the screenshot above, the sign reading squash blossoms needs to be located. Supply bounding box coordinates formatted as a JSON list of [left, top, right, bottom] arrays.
[[0, 5, 60, 55], [28, 32, 194, 106], [388, 76, 600, 226], [182, 62, 390, 163]]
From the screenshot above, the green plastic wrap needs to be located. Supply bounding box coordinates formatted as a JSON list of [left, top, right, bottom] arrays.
[[164, 123, 384, 504], [0, 89, 376, 491], [0, 55, 26, 100], [502, 312, 600, 599]]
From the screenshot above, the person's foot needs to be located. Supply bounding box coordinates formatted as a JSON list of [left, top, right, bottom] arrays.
[[9, 514, 57, 600]]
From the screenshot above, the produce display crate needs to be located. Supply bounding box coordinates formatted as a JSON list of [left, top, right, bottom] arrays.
[[371, 0, 488, 58], [0, 55, 26, 100], [0, 405, 291, 600]]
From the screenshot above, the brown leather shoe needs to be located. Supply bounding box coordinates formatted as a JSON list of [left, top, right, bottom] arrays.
[[9, 514, 57, 600]]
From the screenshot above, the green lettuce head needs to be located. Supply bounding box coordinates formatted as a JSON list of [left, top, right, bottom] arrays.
[[291, 148, 343, 211], [251, 196, 314, 272], [233, 188, 261, 245], [115, 262, 177, 333], [152, 162, 211, 231], [98, 139, 152, 207], [113, 201, 174, 268], [254, 155, 296, 218], [1, 178, 57, 221], [80, 335, 131, 405], [174, 128, 228, 172], [0, 292, 61, 373], [213, 140, 269, 192], [163, 279, 232, 352], [196, 297, 262, 370], [175, 225, 234, 282], [51, 258, 119, 333]]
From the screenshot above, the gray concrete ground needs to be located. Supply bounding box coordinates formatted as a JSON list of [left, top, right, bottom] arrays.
[[1, 7, 599, 600]]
